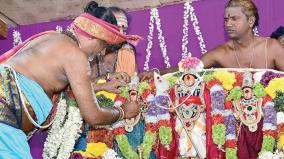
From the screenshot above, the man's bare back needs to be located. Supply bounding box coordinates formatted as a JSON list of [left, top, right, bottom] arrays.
[[201, 37, 284, 71], [6, 33, 82, 97]]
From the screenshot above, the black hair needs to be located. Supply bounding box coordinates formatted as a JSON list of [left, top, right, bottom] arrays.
[[182, 74, 197, 81], [226, 0, 259, 28], [271, 26, 284, 39], [84, 1, 117, 25]]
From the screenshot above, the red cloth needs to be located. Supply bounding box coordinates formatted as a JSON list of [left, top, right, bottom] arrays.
[[156, 113, 179, 159], [205, 87, 225, 159], [237, 120, 263, 159]]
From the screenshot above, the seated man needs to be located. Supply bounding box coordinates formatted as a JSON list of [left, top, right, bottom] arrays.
[[0, 1, 141, 158], [201, 0, 284, 159]]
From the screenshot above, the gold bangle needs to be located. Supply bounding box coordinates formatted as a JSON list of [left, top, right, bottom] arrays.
[[115, 106, 124, 121]]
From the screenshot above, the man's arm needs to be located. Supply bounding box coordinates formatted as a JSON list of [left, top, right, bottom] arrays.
[[201, 48, 220, 68], [64, 49, 139, 126]]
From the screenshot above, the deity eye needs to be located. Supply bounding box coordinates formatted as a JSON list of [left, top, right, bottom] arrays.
[[245, 90, 249, 93], [157, 76, 160, 80]]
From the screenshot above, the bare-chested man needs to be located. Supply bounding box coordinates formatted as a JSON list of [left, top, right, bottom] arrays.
[[0, 1, 141, 158], [201, 1, 284, 159], [201, 0, 284, 71]]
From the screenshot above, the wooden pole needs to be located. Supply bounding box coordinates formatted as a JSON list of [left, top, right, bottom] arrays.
[[0, 18, 7, 39]]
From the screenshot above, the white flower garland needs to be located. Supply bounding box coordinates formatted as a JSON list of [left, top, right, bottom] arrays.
[[13, 30, 22, 47], [144, 8, 171, 71], [258, 150, 284, 159], [43, 97, 67, 159], [56, 25, 63, 33], [43, 95, 83, 159], [102, 149, 123, 159], [253, 27, 260, 36], [181, 2, 191, 59], [57, 106, 82, 159], [188, 3, 207, 54]]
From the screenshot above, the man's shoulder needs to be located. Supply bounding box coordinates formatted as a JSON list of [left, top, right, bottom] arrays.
[[207, 42, 230, 55]]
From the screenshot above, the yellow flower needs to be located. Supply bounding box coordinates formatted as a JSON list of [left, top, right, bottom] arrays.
[[277, 134, 284, 150], [96, 79, 116, 101], [178, 61, 184, 72], [265, 78, 284, 99], [85, 142, 108, 157], [213, 71, 236, 90]]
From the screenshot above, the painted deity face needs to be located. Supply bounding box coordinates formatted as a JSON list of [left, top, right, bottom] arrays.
[[129, 90, 138, 102], [224, 6, 253, 39], [182, 74, 196, 87], [242, 87, 253, 100]]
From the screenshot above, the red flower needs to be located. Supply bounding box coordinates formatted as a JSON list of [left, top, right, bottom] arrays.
[[225, 139, 237, 148], [212, 114, 225, 125], [233, 72, 243, 87], [146, 123, 158, 132], [224, 101, 234, 110], [114, 95, 127, 103], [113, 127, 126, 135], [277, 123, 284, 133], [207, 79, 222, 90], [263, 130, 278, 139], [262, 95, 272, 107], [158, 120, 171, 127], [141, 89, 151, 100]]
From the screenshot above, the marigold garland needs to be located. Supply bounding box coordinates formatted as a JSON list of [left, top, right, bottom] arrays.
[[213, 71, 236, 90], [265, 77, 284, 99]]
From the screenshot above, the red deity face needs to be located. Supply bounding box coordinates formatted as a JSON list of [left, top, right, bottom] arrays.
[[242, 87, 253, 100], [129, 90, 138, 102]]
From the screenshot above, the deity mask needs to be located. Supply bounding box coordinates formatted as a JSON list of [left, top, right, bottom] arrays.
[[234, 71, 262, 132]]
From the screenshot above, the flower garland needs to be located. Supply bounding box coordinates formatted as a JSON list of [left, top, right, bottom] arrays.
[[70, 142, 122, 159], [13, 30, 22, 47], [43, 94, 68, 159], [155, 95, 172, 149], [274, 91, 284, 151], [224, 109, 237, 159], [209, 84, 226, 149], [265, 77, 284, 99], [213, 71, 236, 90], [141, 101, 158, 159], [258, 151, 284, 159], [144, 8, 171, 71], [181, 2, 191, 59], [277, 112, 284, 150], [260, 71, 284, 87], [56, 25, 63, 33], [43, 91, 83, 159], [259, 101, 277, 156], [144, 9, 154, 71], [188, 3, 207, 54]]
